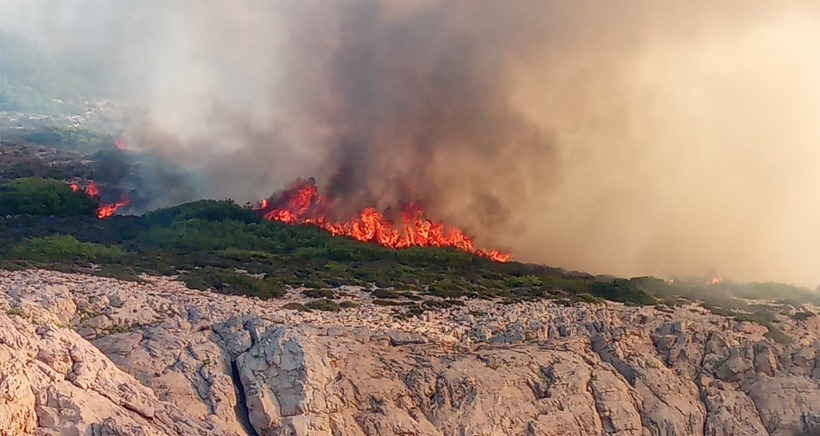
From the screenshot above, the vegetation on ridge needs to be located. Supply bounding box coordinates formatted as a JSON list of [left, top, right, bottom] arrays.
[[0, 174, 816, 341], [0, 177, 659, 306]]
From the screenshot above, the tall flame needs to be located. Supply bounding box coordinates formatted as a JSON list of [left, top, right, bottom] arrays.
[[256, 178, 510, 262]]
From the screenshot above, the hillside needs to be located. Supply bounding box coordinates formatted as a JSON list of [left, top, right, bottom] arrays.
[[1, 128, 820, 435]]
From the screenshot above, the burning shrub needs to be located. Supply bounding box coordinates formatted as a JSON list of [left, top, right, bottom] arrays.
[[254, 178, 510, 262], [0, 177, 97, 217], [0, 193, 663, 307]]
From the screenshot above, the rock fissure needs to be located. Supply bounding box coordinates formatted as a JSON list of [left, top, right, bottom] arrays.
[[230, 358, 259, 436]]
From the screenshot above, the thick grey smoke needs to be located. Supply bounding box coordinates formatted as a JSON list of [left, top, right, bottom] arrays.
[[3, 1, 820, 287]]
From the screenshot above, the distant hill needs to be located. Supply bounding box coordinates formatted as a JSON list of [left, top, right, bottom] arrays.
[[0, 32, 107, 114]]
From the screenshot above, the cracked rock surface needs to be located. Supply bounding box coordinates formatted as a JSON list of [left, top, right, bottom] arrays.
[[1, 269, 819, 435]]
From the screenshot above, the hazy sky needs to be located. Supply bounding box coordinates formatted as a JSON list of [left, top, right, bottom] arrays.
[[2, 1, 820, 286]]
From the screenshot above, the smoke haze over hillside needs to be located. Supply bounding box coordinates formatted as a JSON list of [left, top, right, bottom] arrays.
[[2, 1, 820, 287]]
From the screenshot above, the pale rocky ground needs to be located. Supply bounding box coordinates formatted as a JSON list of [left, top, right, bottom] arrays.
[[0, 269, 819, 435]]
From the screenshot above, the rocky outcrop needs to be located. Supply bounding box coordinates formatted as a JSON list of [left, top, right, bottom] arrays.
[[1, 269, 819, 435], [0, 296, 222, 435]]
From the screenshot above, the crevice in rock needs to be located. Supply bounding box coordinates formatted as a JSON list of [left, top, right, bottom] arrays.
[[588, 372, 614, 434], [193, 362, 217, 415], [696, 332, 714, 378], [695, 377, 710, 436], [230, 359, 258, 436], [589, 334, 636, 386]]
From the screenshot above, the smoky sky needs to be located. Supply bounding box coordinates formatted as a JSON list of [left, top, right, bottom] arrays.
[[3, 1, 820, 287]]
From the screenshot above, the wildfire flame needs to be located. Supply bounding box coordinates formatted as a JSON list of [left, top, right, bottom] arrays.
[[84, 181, 100, 198], [253, 198, 268, 211], [69, 181, 130, 219], [710, 276, 723, 285], [96, 196, 132, 219], [256, 178, 510, 262]]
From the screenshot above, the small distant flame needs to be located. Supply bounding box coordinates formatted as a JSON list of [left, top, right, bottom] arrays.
[[665, 278, 675, 285], [710, 276, 723, 285], [84, 181, 100, 198], [255, 178, 510, 262], [96, 196, 131, 219], [252, 198, 268, 211], [69, 181, 130, 219], [114, 138, 127, 151]]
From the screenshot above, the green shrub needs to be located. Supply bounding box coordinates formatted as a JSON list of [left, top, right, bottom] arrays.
[[373, 299, 408, 306], [765, 326, 792, 345], [144, 200, 260, 225], [180, 268, 285, 299], [372, 288, 401, 299], [0, 178, 97, 217], [12, 235, 124, 263], [590, 279, 656, 305], [282, 302, 311, 312], [304, 299, 341, 312], [504, 274, 543, 288], [302, 289, 336, 299], [427, 279, 469, 299], [423, 299, 463, 309], [572, 293, 605, 304]]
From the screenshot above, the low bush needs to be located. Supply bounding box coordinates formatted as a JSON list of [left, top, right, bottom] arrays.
[[304, 298, 341, 312], [0, 178, 97, 217], [180, 268, 286, 299], [590, 279, 656, 305], [11, 235, 123, 264], [302, 289, 336, 299], [282, 302, 310, 312], [371, 288, 401, 299]]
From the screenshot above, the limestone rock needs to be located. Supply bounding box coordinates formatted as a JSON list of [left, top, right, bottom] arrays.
[[2, 269, 820, 435]]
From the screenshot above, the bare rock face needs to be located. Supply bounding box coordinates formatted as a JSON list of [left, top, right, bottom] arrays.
[[2, 269, 820, 435], [0, 306, 222, 435]]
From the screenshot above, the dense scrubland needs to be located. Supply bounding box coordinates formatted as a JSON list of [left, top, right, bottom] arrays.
[[1, 129, 818, 343]]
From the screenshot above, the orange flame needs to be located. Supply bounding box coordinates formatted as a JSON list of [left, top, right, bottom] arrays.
[[257, 178, 510, 262], [85, 181, 100, 198], [96, 196, 131, 219], [69, 181, 130, 219], [710, 276, 723, 285], [252, 198, 269, 211]]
